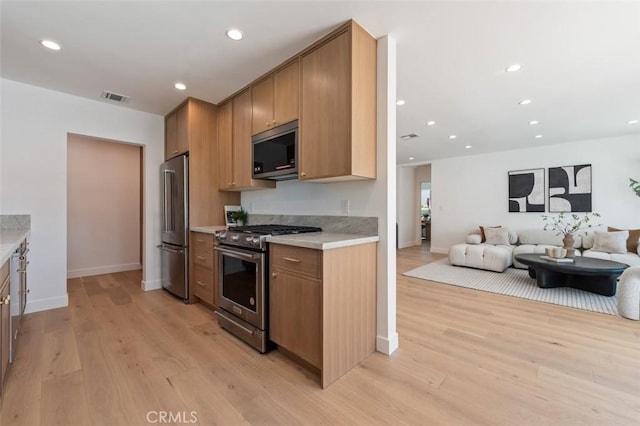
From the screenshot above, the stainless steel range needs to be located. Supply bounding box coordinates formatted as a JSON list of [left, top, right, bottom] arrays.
[[213, 224, 321, 352]]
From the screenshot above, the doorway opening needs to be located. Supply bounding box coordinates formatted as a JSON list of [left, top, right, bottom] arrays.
[[420, 181, 431, 251], [66, 134, 143, 284]]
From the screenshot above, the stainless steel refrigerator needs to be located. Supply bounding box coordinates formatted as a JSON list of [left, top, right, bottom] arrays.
[[159, 154, 189, 301]]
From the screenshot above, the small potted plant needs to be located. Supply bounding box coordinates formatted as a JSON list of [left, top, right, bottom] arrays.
[[230, 207, 249, 226], [630, 178, 640, 198], [541, 212, 601, 258]]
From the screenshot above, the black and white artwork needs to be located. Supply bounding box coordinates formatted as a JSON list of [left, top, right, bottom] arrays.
[[508, 168, 545, 212], [548, 164, 592, 212]]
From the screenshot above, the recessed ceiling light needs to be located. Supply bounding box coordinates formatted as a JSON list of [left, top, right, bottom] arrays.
[[174, 83, 186, 91], [449, 135, 457, 139], [529, 120, 539, 125], [519, 99, 532, 105], [465, 145, 472, 149], [396, 100, 405, 106], [535, 134, 543, 139], [628, 119, 639, 124], [226, 29, 243, 41], [426, 121, 436, 126], [409, 157, 414, 160], [40, 39, 61, 51], [506, 64, 522, 73]]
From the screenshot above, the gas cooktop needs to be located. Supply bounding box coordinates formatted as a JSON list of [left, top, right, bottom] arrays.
[[215, 224, 322, 250], [231, 224, 322, 236]]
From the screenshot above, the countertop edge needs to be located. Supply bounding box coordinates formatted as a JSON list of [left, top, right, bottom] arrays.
[[266, 234, 380, 250], [190, 226, 227, 234], [0, 229, 31, 267]]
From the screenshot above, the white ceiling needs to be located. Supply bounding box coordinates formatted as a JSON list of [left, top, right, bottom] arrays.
[[2, 1, 639, 164]]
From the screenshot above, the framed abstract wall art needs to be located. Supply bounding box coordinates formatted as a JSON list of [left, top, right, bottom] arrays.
[[548, 164, 592, 212], [508, 168, 545, 212]]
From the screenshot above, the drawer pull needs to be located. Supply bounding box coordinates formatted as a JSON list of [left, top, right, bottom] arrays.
[[272, 272, 278, 278], [196, 280, 207, 286], [197, 256, 206, 260], [282, 257, 301, 263]]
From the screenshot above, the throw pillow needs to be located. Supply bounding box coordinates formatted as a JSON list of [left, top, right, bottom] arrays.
[[479, 225, 501, 243], [592, 230, 629, 254], [608, 227, 640, 254], [484, 227, 511, 246]]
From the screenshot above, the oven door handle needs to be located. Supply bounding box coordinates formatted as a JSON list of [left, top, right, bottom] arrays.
[[214, 246, 259, 261]]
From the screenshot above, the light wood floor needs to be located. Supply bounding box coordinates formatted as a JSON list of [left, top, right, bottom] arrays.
[[2, 244, 639, 425]]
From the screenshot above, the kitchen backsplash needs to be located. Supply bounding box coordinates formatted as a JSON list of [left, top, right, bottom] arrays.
[[247, 214, 377, 236], [0, 214, 31, 230]]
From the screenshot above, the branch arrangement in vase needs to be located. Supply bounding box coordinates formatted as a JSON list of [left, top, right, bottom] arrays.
[[541, 212, 602, 236], [630, 178, 640, 198]]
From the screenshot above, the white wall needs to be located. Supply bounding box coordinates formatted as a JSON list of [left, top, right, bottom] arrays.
[[241, 35, 398, 355], [67, 135, 141, 278], [431, 134, 640, 253], [396, 166, 417, 248], [0, 79, 164, 313]]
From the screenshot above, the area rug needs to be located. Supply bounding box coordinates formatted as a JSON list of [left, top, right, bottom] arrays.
[[403, 259, 618, 316]]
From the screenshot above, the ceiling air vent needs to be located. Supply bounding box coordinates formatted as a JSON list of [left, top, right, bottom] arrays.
[[400, 133, 419, 140], [101, 90, 130, 103]]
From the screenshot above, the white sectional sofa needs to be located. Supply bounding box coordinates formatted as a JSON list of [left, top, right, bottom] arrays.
[[449, 227, 640, 273]]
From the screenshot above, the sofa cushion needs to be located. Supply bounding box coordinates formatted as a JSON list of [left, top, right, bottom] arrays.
[[484, 227, 511, 245], [608, 227, 640, 254], [466, 233, 482, 244], [517, 229, 582, 247], [582, 250, 640, 267], [479, 225, 501, 242], [449, 244, 513, 272], [592, 230, 629, 254]]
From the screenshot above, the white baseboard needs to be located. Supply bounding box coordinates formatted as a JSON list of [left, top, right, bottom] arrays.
[[430, 247, 449, 254], [376, 333, 399, 355], [25, 294, 68, 314], [397, 240, 421, 249], [67, 263, 142, 279], [141, 279, 162, 291]]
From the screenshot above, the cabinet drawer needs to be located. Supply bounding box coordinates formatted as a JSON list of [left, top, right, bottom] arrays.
[[270, 244, 321, 278], [193, 233, 214, 253], [193, 264, 215, 304], [194, 250, 213, 269]]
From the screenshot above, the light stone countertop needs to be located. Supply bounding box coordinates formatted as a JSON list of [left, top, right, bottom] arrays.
[[266, 232, 379, 250], [0, 229, 31, 266], [190, 225, 227, 235]]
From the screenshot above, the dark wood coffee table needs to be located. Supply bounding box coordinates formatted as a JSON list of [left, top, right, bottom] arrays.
[[514, 254, 628, 296]]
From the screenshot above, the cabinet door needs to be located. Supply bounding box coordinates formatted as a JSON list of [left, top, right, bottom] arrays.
[[251, 77, 274, 135], [217, 101, 235, 189], [176, 103, 189, 155], [1, 278, 9, 391], [193, 264, 214, 305], [165, 112, 178, 160], [273, 60, 299, 127], [232, 89, 254, 188], [300, 31, 351, 180], [269, 268, 321, 368]]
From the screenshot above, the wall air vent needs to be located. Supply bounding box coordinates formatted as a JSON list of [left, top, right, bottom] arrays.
[[400, 133, 419, 140], [100, 90, 130, 103]]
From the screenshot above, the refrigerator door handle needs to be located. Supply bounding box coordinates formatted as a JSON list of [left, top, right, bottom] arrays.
[[163, 169, 175, 233], [157, 244, 185, 255]]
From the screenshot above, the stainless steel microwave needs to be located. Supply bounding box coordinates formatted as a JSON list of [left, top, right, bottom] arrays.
[[252, 120, 298, 181]]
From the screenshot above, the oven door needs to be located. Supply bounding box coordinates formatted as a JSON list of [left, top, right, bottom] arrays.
[[215, 245, 265, 330]]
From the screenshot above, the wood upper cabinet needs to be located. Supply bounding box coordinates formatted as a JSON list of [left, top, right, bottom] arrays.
[[218, 90, 275, 191], [252, 60, 299, 135], [269, 242, 377, 388], [300, 23, 377, 182], [165, 102, 189, 160]]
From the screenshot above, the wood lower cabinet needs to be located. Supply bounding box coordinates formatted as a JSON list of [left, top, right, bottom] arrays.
[[269, 242, 377, 388], [1, 260, 10, 395], [252, 60, 299, 135], [190, 232, 217, 307], [218, 90, 275, 191], [300, 22, 377, 182]]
